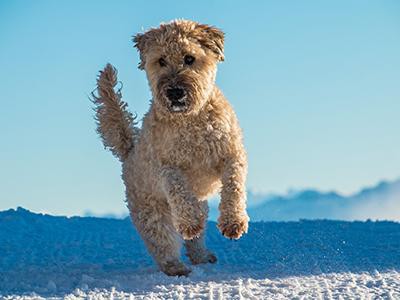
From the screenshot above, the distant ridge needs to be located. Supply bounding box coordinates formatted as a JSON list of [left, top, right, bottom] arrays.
[[209, 178, 400, 222]]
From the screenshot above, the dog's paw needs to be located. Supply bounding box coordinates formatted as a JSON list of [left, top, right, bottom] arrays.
[[217, 214, 249, 240], [187, 250, 217, 265], [178, 222, 204, 240], [176, 201, 207, 240], [161, 260, 191, 277]]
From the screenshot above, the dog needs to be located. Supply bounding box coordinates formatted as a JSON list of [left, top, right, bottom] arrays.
[[92, 19, 249, 276]]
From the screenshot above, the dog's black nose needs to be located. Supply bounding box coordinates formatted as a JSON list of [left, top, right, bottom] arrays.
[[166, 87, 185, 101]]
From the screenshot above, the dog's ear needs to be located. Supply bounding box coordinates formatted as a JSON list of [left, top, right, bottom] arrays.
[[133, 29, 158, 70], [132, 33, 147, 70], [194, 24, 225, 62]]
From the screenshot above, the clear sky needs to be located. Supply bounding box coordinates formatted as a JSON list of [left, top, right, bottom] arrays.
[[1, 1, 399, 216]]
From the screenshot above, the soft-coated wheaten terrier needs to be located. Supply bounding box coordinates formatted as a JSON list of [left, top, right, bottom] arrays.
[[92, 19, 249, 276]]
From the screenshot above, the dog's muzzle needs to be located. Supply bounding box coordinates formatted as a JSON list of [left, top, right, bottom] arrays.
[[166, 87, 187, 112]]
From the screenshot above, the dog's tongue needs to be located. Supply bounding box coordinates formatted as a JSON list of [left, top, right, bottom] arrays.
[[172, 100, 185, 107]]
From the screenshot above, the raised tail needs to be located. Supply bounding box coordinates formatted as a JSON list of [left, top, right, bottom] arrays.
[[91, 64, 138, 161]]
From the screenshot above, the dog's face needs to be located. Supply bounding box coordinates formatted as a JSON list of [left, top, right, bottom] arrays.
[[133, 20, 224, 117]]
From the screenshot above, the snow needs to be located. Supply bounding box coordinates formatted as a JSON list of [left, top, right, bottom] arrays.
[[1, 207, 399, 299]]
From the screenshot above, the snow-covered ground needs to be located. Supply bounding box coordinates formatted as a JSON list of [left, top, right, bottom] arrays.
[[1, 208, 399, 299]]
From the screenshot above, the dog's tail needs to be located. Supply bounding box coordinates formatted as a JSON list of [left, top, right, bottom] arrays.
[[91, 64, 138, 161]]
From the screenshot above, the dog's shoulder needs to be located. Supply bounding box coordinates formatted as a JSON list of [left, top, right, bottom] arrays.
[[204, 89, 243, 144]]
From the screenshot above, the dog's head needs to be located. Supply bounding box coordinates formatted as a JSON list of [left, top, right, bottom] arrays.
[[133, 20, 224, 117]]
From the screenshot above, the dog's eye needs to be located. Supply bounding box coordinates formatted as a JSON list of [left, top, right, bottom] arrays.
[[158, 58, 167, 67], [184, 55, 195, 65]]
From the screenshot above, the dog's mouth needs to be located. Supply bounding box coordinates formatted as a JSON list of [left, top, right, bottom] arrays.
[[165, 86, 189, 112], [169, 97, 188, 112], [169, 98, 188, 112]]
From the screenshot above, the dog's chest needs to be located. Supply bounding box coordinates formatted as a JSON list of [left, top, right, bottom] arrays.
[[155, 119, 229, 171]]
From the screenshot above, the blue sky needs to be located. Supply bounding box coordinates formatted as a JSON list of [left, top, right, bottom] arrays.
[[1, 1, 399, 216]]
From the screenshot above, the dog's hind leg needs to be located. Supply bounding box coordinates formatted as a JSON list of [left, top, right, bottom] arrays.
[[184, 202, 217, 265], [129, 197, 191, 276], [185, 232, 217, 265]]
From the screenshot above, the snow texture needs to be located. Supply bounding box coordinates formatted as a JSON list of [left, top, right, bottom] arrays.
[[1, 207, 399, 299]]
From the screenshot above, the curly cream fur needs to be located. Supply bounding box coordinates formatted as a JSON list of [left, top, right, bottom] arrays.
[[92, 19, 249, 276]]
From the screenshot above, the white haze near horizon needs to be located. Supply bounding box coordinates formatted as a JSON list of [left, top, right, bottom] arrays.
[[348, 192, 400, 221]]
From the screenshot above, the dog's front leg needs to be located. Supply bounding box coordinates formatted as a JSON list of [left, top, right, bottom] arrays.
[[160, 167, 207, 240], [218, 154, 249, 239]]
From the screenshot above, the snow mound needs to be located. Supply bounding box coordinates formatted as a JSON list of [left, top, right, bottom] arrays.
[[0, 207, 399, 298]]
